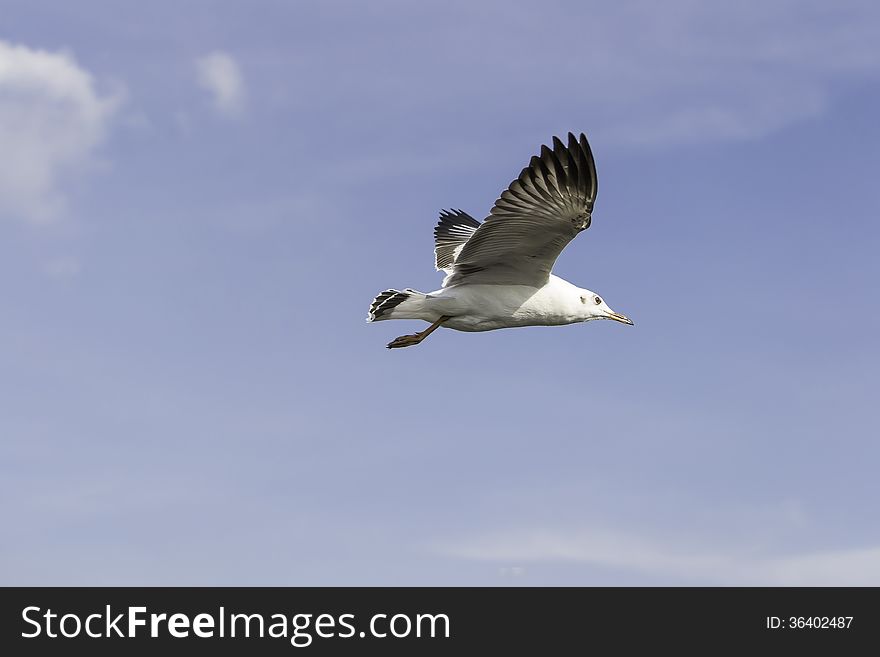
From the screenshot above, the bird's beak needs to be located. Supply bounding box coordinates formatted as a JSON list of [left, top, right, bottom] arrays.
[[605, 310, 634, 326]]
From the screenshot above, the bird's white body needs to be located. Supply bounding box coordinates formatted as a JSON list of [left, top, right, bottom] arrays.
[[386, 275, 607, 332]]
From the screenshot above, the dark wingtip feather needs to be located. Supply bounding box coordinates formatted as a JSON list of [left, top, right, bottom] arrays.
[[578, 133, 597, 203], [434, 209, 481, 270], [552, 135, 566, 154]]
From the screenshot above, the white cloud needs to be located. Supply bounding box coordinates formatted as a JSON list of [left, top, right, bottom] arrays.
[[195, 51, 246, 118], [437, 527, 880, 585], [0, 40, 122, 222]]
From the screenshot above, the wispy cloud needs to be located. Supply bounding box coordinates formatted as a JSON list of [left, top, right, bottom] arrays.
[[195, 51, 246, 118], [436, 526, 880, 585], [589, 1, 880, 145], [0, 40, 122, 222], [274, 1, 880, 147], [42, 256, 82, 280]]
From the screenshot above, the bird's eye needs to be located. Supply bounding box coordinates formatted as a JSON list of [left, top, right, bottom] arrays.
[[594, 296, 602, 305]]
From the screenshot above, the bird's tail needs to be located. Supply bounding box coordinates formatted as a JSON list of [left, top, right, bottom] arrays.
[[367, 288, 428, 321]]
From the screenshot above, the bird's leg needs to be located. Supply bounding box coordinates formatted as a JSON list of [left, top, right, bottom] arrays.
[[387, 316, 451, 349]]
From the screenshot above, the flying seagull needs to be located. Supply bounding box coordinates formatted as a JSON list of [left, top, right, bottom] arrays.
[[367, 132, 632, 349]]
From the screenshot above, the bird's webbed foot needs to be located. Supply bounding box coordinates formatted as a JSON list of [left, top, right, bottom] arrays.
[[386, 333, 424, 349]]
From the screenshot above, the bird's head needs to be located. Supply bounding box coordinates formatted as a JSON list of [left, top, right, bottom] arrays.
[[578, 290, 633, 325]]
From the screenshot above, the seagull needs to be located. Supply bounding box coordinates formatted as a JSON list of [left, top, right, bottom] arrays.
[[367, 132, 633, 349]]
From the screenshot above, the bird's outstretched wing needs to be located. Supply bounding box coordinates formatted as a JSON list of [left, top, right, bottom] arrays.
[[434, 209, 481, 272], [442, 132, 597, 288]]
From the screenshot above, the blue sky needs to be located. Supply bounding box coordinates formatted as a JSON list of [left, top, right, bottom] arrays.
[[2, 0, 879, 585]]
